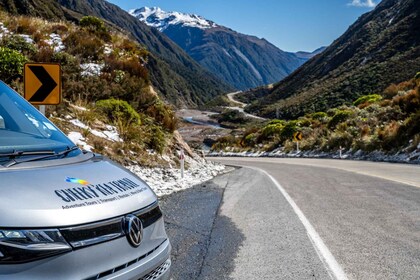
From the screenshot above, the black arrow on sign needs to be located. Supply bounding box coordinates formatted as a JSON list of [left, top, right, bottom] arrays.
[[28, 66, 57, 102]]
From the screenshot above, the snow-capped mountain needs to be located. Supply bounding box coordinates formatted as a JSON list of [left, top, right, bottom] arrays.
[[130, 7, 320, 90], [130, 7, 217, 31]]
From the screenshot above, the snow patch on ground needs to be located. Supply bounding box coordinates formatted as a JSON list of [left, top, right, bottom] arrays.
[[69, 119, 88, 129], [104, 44, 113, 55], [18, 34, 34, 44], [0, 23, 11, 38], [68, 132, 93, 151], [80, 63, 104, 77], [0, 23, 34, 45], [45, 33, 65, 52], [69, 119, 122, 142], [128, 156, 226, 197]]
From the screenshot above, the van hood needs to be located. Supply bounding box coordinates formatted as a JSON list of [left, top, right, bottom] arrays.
[[0, 157, 157, 227]]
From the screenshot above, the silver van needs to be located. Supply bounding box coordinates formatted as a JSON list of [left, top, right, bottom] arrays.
[[0, 82, 171, 279]]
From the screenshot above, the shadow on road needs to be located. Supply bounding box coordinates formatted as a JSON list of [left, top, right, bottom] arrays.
[[160, 176, 244, 280]]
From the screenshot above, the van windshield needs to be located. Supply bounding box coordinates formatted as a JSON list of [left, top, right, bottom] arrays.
[[0, 82, 80, 157]]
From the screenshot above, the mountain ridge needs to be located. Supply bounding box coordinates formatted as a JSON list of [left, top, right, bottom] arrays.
[[242, 0, 420, 119], [132, 7, 321, 90]]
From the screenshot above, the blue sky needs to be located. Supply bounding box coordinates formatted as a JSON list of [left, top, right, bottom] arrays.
[[107, 0, 379, 52]]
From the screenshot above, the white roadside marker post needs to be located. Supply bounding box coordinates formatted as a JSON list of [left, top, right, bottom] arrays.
[[339, 146, 344, 159], [180, 149, 185, 179], [39, 105, 46, 115]]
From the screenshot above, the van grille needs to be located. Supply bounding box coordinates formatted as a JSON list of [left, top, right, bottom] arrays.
[[83, 240, 167, 280], [60, 202, 162, 248], [140, 259, 171, 280]]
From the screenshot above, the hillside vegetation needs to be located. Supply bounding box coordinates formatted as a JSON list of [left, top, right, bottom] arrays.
[[213, 75, 420, 157], [242, 0, 420, 119], [0, 12, 185, 166], [0, 0, 232, 107]]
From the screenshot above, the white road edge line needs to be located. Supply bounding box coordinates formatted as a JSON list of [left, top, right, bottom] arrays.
[[254, 167, 349, 280]]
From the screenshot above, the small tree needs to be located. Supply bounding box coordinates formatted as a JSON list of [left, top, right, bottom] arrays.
[[328, 110, 354, 129], [96, 98, 141, 125], [80, 16, 106, 32], [0, 47, 27, 81], [79, 16, 111, 42], [353, 94, 382, 107]]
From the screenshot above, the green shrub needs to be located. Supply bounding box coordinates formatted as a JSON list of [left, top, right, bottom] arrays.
[[328, 110, 354, 129], [96, 98, 141, 125], [79, 16, 111, 42], [415, 72, 420, 79], [310, 112, 328, 121], [353, 94, 382, 106], [145, 100, 177, 132], [217, 109, 248, 124], [267, 119, 286, 126], [243, 133, 256, 146], [261, 123, 283, 139], [52, 51, 77, 65], [326, 131, 353, 150], [0, 47, 27, 81], [148, 126, 166, 154], [212, 135, 237, 150], [298, 118, 312, 127], [80, 16, 106, 32], [280, 121, 299, 140], [0, 35, 36, 55], [113, 70, 125, 83]]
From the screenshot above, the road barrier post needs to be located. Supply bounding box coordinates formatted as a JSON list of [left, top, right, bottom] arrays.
[[180, 149, 185, 179]]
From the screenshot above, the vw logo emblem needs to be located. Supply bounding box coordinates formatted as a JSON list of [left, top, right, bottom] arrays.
[[125, 214, 143, 247]]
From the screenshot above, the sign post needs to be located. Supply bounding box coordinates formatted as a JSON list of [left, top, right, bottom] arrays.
[[339, 146, 345, 159], [293, 132, 303, 152], [24, 63, 62, 114], [39, 105, 46, 115], [179, 149, 185, 179]]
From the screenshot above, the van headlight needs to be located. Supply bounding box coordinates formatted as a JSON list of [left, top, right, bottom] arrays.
[[0, 229, 71, 263]]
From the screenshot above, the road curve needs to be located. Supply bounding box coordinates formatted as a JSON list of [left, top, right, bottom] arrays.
[[214, 157, 420, 188], [210, 158, 420, 279], [226, 91, 247, 108], [225, 91, 267, 120]]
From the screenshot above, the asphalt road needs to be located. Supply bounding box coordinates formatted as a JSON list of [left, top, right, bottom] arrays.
[[161, 158, 420, 280]]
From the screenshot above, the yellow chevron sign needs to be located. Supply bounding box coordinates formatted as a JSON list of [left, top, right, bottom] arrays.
[[293, 132, 303, 142], [24, 63, 61, 105]]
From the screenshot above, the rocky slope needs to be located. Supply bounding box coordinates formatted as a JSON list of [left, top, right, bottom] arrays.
[[131, 7, 316, 90]]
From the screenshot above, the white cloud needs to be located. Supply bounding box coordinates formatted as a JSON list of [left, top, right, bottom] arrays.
[[348, 0, 377, 8]]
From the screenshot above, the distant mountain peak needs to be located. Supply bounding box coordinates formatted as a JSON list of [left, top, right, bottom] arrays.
[[129, 6, 315, 90], [130, 7, 218, 31]]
